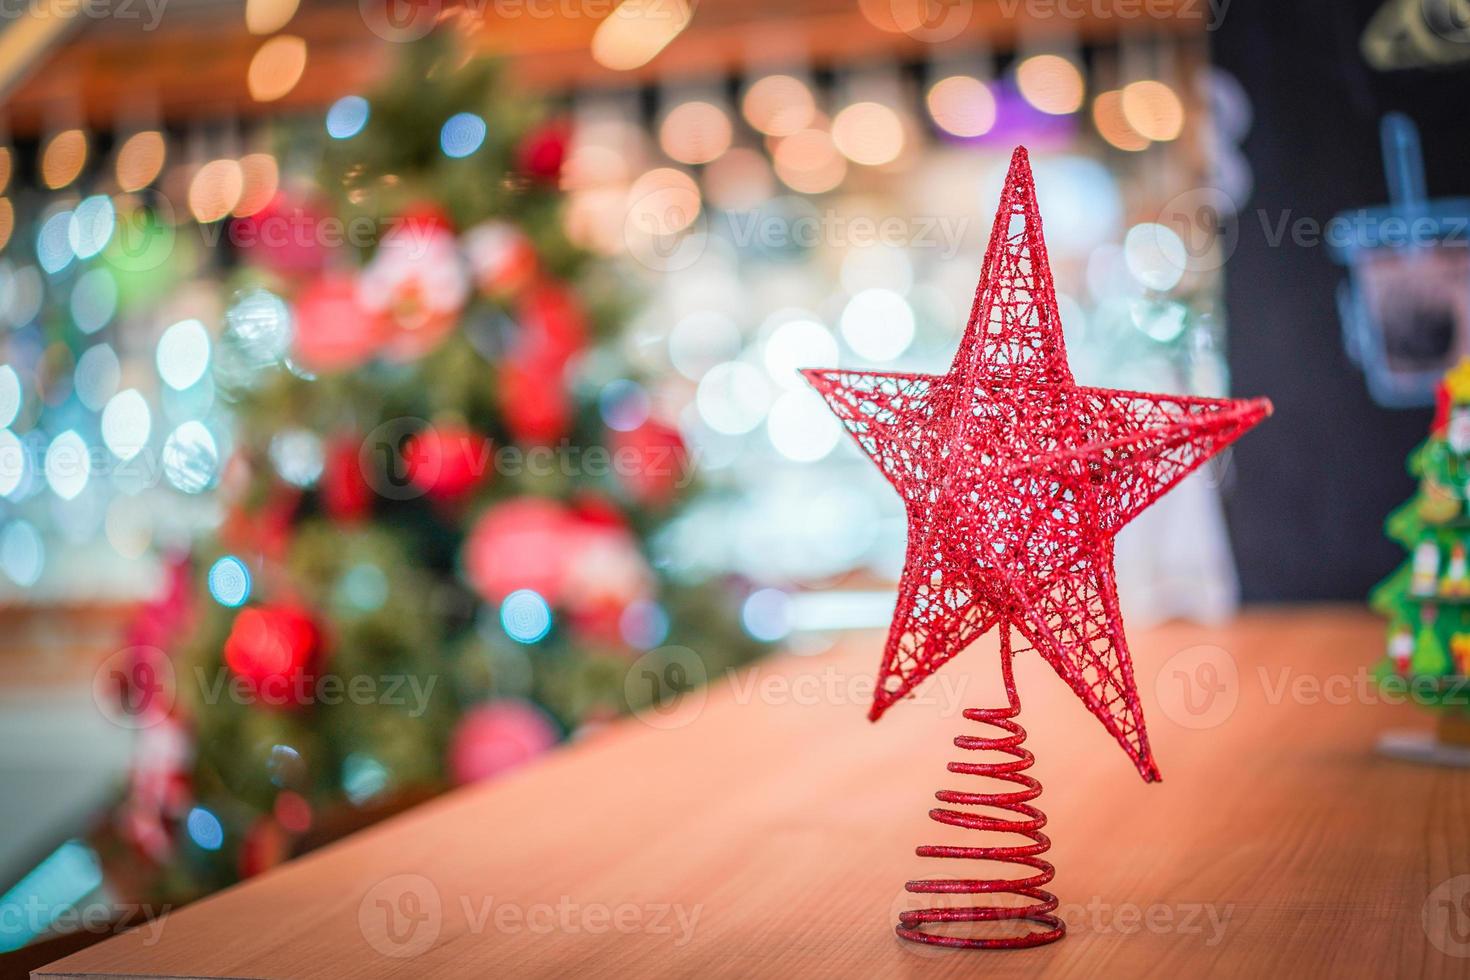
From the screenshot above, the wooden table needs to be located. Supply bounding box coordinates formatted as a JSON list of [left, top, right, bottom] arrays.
[[36, 608, 1470, 978]]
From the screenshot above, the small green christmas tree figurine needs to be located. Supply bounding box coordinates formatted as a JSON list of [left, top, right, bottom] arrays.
[[1372, 357, 1470, 752]]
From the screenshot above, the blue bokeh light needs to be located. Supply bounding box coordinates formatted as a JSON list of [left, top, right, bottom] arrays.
[[501, 588, 552, 644], [326, 96, 370, 139], [742, 588, 793, 642], [186, 806, 224, 851], [208, 555, 252, 607], [440, 112, 487, 159]]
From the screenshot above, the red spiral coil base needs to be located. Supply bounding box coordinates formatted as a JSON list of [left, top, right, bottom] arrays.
[[896, 627, 1065, 950]]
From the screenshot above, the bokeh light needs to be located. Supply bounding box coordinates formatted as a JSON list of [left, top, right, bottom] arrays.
[[247, 35, 307, 102], [268, 429, 324, 487], [766, 389, 842, 462], [115, 132, 166, 191], [101, 389, 151, 461], [188, 159, 245, 223], [742, 75, 816, 137], [235, 153, 280, 217], [501, 589, 553, 643], [696, 361, 771, 435], [1093, 90, 1149, 151], [742, 588, 792, 641], [41, 130, 87, 189], [208, 556, 253, 607], [831, 102, 905, 167], [245, 0, 298, 34], [0, 367, 18, 429], [773, 129, 846, 194], [626, 167, 701, 236], [37, 211, 75, 275], [162, 421, 219, 493], [186, 807, 224, 851], [0, 430, 24, 499], [68, 196, 115, 259], [840, 288, 915, 361], [326, 95, 370, 139], [1121, 79, 1185, 142], [763, 317, 839, 388], [440, 112, 487, 159], [599, 379, 651, 432], [71, 268, 118, 334], [1124, 222, 1188, 292], [157, 319, 212, 390], [927, 76, 997, 138], [74, 344, 120, 411], [659, 101, 732, 165], [0, 520, 43, 586], [590, 0, 692, 70], [44, 431, 90, 501], [1015, 55, 1085, 115]]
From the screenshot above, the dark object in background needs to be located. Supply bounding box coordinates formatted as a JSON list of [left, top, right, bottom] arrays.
[[1333, 113, 1470, 406], [1213, 0, 1470, 601]]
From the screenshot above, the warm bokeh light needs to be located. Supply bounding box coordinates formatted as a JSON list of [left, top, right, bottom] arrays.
[[0, 198, 12, 252], [41, 129, 88, 189], [235, 152, 280, 216], [831, 102, 905, 166], [116, 131, 167, 191], [248, 35, 308, 102], [703, 147, 775, 211], [773, 128, 846, 194], [563, 188, 625, 255], [1092, 90, 1149, 151], [659, 101, 732, 165], [626, 167, 701, 235], [0, 147, 10, 194], [245, 0, 299, 34], [1015, 54, 1085, 115], [742, 75, 816, 137], [926, 75, 997, 138], [590, 0, 692, 71], [1121, 79, 1185, 142], [188, 159, 245, 223]]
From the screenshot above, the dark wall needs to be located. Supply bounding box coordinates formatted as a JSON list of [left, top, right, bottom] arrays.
[[1213, 1, 1470, 601]]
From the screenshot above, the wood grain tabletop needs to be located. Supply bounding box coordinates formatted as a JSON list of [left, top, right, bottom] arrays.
[[35, 607, 1470, 978]]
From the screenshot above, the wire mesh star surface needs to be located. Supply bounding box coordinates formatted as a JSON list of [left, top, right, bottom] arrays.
[[802, 147, 1271, 782]]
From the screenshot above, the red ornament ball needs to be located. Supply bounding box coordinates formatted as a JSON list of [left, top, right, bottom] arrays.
[[291, 274, 388, 374], [464, 221, 539, 300], [321, 436, 373, 523], [233, 191, 334, 276], [612, 420, 690, 506], [403, 425, 492, 502], [448, 699, 559, 784], [517, 119, 570, 184], [224, 605, 320, 706]]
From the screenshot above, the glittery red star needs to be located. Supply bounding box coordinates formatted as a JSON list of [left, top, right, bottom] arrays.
[[803, 148, 1271, 782]]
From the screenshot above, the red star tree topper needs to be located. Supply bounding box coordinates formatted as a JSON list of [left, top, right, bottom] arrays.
[[803, 148, 1270, 783]]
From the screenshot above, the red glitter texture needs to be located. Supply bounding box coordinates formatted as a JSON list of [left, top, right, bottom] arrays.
[[803, 147, 1271, 949]]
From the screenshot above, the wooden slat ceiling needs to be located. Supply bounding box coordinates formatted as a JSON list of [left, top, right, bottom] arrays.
[[3, 0, 1205, 135]]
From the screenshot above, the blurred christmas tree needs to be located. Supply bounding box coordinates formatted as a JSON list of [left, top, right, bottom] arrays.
[[98, 29, 763, 901], [1371, 357, 1470, 718]]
